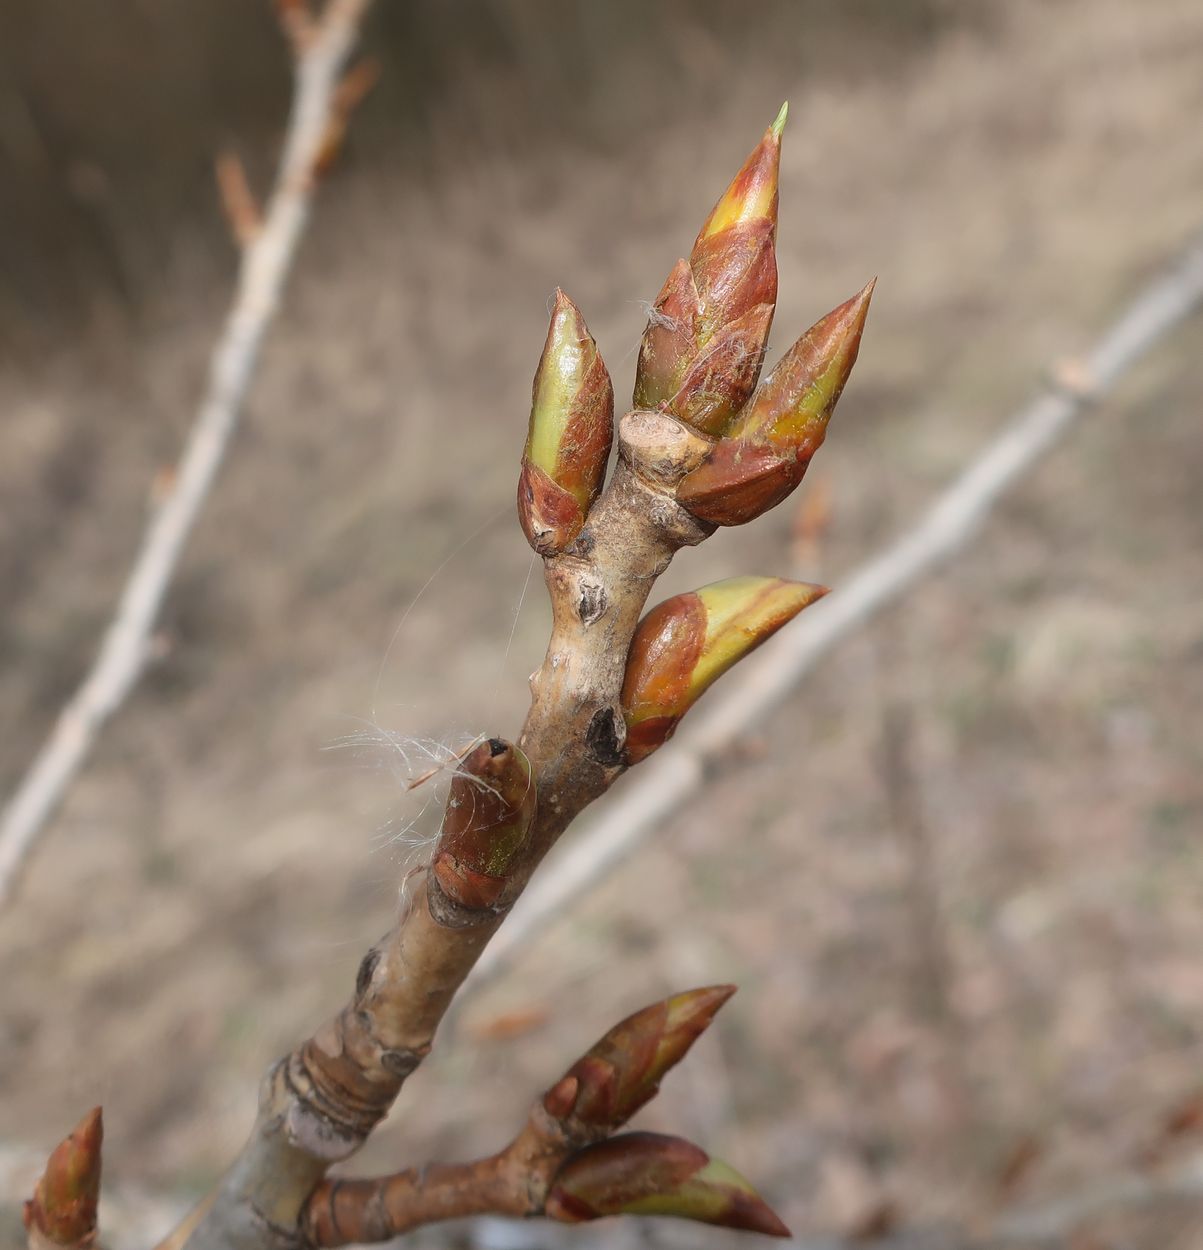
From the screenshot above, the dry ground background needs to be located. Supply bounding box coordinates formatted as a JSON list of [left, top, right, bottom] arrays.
[[2, 1, 1203, 1246]]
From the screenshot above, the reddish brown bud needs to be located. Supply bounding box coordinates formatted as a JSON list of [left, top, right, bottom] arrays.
[[545, 986, 734, 1130], [432, 738, 535, 910], [664, 303, 774, 436], [634, 108, 785, 433], [677, 280, 874, 525], [519, 289, 614, 555], [621, 578, 827, 764], [633, 259, 703, 412], [545, 1132, 790, 1237], [23, 1108, 103, 1249], [689, 104, 783, 344]]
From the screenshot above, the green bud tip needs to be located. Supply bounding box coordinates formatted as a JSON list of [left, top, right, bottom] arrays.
[[545, 1132, 790, 1237], [770, 101, 789, 139]]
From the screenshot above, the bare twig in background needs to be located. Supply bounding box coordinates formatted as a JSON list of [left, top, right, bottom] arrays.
[[0, 0, 376, 909], [877, 694, 973, 1142], [466, 226, 1203, 990], [879, 702, 954, 1031], [985, 1153, 1203, 1246]]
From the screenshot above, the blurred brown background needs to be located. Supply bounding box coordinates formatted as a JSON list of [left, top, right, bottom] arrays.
[[2, 1, 1203, 1246]]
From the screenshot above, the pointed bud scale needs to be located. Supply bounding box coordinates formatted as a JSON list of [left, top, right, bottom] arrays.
[[634, 109, 785, 432], [633, 259, 703, 412], [731, 278, 875, 449], [432, 738, 535, 910], [689, 109, 782, 343], [677, 280, 874, 526], [545, 1132, 790, 1237], [694, 101, 787, 249], [547, 986, 734, 1129], [518, 290, 614, 555], [621, 578, 827, 764], [23, 1108, 102, 1249], [663, 303, 774, 437]]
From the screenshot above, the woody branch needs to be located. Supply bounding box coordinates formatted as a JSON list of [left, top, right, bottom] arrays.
[[35, 98, 875, 1250]]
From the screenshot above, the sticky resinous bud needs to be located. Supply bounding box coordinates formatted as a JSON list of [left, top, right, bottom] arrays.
[[620, 577, 827, 764], [545, 985, 734, 1131], [24, 1108, 103, 1249], [676, 279, 874, 526], [634, 105, 785, 436], [518, 289, 614, 555], [545, 1132, 790, 1237], [431, 738, 535, 911]]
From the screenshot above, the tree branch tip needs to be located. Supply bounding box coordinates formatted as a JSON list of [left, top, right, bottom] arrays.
[[214, 152, 263, 248], [273, 0, 316, 54], [335, 57, 382, 115]]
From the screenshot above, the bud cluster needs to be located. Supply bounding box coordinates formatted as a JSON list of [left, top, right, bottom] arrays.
[[628, 101, 873, 529], [540, 989, 789, 1237]]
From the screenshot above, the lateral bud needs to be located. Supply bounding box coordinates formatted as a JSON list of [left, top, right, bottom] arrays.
[[634, 108, 785, 435], [518, 289, 614, 555], [544, 985, 734, 1130], [431, 738, 535, 911], [545, 1132, 790, 1237], [676, 280, 874, 525], [23, 1108, 103, 1250], [621, 577, 827, 763]]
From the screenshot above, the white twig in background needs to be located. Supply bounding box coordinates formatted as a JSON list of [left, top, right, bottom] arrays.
[[0, 0, 375, 909], [467, 227, 1203, 990]]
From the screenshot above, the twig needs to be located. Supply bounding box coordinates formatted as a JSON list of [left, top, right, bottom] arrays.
[[175, 118, 801, 1250], [0, 0, 376, 909], [987, 1153, 1203, 1245], [465, 226, 1203, 989]]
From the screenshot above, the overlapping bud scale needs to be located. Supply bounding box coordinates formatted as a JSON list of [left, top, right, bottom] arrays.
[[621, 577, 828, 764], [634, 104, 786, 436], [518, 290, 614, 555], [544, 985, 734, 1130], [23, 1108, 103, 1249], [677, 280, 875, 525], [431, 738, 535, 911], [545, 1132, 790, 1237]]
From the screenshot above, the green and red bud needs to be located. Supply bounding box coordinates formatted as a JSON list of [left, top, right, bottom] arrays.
[[545, 1132, 790, 1237], [676, 280, 874, 525], [621, 578, 828, 763], [518, 289, 614, 555], [689, 104, 782, 342], [634, 107, 785, 433], [663, 302, 774, 437], [23, 1108, 103, 1249], [546, 986, 734, 1130], [632, 259, 702, 413], [432, 738, 535, 911]]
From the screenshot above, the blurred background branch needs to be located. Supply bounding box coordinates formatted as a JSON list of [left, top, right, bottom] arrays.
[[0, 0, 375, 908]]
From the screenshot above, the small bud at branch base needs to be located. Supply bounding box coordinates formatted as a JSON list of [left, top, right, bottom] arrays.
[[23, 1108, 103, 1249], [432, 738, 535, 910]]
